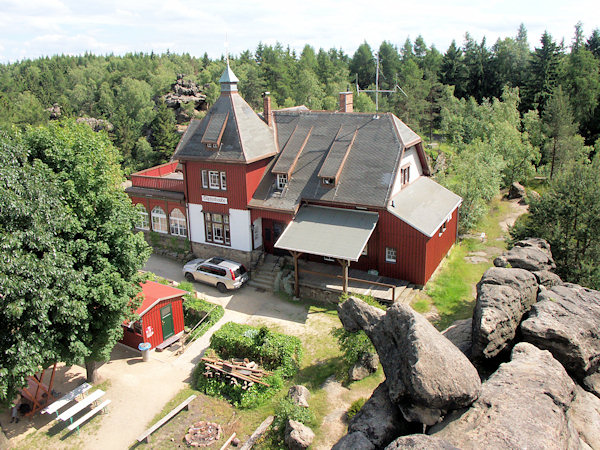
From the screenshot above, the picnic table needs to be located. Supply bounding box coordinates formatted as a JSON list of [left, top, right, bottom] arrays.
[[41, 382, 92, 418], [56, 389, 106, 424]]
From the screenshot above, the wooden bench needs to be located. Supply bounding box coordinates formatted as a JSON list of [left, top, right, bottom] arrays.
[[155, 330, 184, 352], [41, 382, 92, 418], [137, 395, 196, 443], [56, 389, 105, 423], [67, 399, 111, 433]]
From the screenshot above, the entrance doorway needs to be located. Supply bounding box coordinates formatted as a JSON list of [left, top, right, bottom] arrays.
[[263, 219, 287, 255], [160, 304, 174, 340]]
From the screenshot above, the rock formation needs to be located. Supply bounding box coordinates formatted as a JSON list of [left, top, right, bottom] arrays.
[[163, 74, 207, 123], [288, 385, 310, 408], [284, 419, 314, 450], [334, 238, 600, 449], [349, 352, 380, 381], [337, 299, 481, 426]]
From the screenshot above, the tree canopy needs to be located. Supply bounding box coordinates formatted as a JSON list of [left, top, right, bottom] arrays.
[[0, 121, 151, 403]]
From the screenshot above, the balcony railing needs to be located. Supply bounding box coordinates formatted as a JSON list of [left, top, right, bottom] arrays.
[[130, 161, 184, 192]]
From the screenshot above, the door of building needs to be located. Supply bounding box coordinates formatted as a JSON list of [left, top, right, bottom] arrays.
[[160, 304, 175, 340], [263, 220, 287, 255]]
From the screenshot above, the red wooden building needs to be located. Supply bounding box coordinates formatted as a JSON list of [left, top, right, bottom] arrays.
[[126, 64, 461, 286], [121, 281, 187, 350]]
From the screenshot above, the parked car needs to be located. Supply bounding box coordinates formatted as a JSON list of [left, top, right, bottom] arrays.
[[183, 257, 248, 292]]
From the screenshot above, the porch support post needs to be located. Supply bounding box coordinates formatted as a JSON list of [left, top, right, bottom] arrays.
[[337, 259, 349, 293], [290, 251, 303, 298]]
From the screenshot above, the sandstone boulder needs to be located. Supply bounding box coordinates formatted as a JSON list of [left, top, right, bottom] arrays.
[[349, 352, 380, 381], [338, 298, 481, 425], [471, 267, 538, 359], [348, 382, 416, 448], [385, 434, 459, 449], [520, 283, 600, 379], [567, 385, 600, 448], [441, 318, 472, 358], [288, 385, 310, 408], [507, 181, 526, 199], [284, 420, 314, 450], [584, 370, 600, 398], [430, 343, 579, 449], [494, 238, 555, 271], [532, 269, 562, 287], [332, 431, 375, 450]]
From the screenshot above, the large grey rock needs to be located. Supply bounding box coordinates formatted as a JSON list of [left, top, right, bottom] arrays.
[[520, 283, 600, 379], [441, 318, 472, 359], [332, 431, 375, 450], [567, 385, 600, 449], [288, 385, 310, 408], [584, 370, 600, 398], [338, 298, 481, 425], [533, 269, 563, 287], [494, 238, 555, 272], [508, 181, 526, 199], [431, 343, 580, 449], [284, 420, 315, 450], [349, 352, 380, 381], [471, 267, 539, 359], [348, 382, 415, 448], [385, 434, 459, 449]]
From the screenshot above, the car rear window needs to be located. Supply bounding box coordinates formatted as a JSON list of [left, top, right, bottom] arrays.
[[234, 265, 247, 278]]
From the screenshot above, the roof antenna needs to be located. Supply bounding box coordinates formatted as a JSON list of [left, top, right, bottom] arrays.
[[225, 33, 230, 66]]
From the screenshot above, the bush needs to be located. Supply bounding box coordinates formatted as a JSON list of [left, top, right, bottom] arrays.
[[183, 295, 224, 338], [346, 398, 366, 421], [209, 322, 302, 378], [194, 323, 303, 408], [262, 397, 316, 448]]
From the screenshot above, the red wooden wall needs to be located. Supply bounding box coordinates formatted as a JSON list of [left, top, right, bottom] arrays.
[[141, 297, 185, 349], [245, 159, 272, 204], [424, 208, 459, 283], [185, 161, 249, 209]]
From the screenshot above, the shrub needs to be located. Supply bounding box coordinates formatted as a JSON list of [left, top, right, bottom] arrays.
[[263, 397, 316, 448], [347, 398, 366, 421], [209, 322, 302, 377], [177, 281, 195, 293], [183, 295, 224, 338]]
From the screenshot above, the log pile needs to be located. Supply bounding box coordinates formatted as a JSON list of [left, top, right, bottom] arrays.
[[201, 357, 272, 389]]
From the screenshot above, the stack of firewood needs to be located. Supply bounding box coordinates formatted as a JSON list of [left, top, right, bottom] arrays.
[[201, 357, 272, 389]]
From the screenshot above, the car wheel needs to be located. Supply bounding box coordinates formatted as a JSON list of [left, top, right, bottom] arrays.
[[216, 282, 227, 293], [185, 272, 194, 282]]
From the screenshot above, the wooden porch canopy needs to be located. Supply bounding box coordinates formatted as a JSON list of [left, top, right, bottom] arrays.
[[274, 205, 378, 297]]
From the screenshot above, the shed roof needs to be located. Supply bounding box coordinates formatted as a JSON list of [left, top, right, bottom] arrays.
[[387, 177, 462, 237], [274, 205, 378, 261], [134, 281, 187, 318]]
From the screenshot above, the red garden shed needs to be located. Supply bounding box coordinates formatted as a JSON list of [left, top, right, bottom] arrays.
[[121, 281, 187, 350]]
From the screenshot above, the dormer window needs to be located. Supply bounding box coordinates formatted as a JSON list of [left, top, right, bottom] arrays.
[[401, 165, 410, 186], [276, 174, 288, 190]]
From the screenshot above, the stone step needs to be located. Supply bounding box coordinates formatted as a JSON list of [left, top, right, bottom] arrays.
[[248, 278, 275, 290]]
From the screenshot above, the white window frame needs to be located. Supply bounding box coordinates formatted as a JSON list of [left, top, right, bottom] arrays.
[[136, 207, 149, 230], [169, 208, 187, 237], [385, 247, 397, 263], [201, 170, 208, 188], [204, 212, 230, 246], [209, 171, 220, 189], [220, 171, 227, 190], [276, 173, 288, 190], [151, 206, 168, 234]]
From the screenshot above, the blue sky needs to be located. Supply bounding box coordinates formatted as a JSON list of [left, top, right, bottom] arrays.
[[0, 0, 598, 63]]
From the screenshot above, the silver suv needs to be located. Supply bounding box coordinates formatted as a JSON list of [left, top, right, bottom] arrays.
[[183, 257, 248, 293]]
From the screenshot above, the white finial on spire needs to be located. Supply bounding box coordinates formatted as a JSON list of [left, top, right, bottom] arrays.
[[225, 33, 230, 66]]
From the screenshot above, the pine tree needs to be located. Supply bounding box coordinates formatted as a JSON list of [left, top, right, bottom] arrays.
[[150, 99, 179, 165], [528, 31, 562, 113]]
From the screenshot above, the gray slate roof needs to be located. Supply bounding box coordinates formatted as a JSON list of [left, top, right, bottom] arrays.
[[387, 177, 462, 237], [274, 205, 379, 261], [249, 111, 419, 212], [173, 93, 277, 163]]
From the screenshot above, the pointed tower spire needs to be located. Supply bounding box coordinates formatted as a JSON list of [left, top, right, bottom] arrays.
[[219, 59, 239, 94]]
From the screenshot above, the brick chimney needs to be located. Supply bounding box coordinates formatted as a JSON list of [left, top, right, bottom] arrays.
[[339, 91, 353, 113], [263, 92, 272, 126]]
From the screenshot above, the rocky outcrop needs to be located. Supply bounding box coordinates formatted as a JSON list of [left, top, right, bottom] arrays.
[[46, 103, 61, 120], [163, 74, 207, 123], [76, 117, 114, 132], [288, 385, 310, 408], [584, 370, 600, 398], [507, 181, 526, 199], [347, 382, 416, 448], [441, 318, 472, 358], [332, 431, 375, 450], [385, 435, 458, 449], [338, 298, 481, 425], [520, 283, 600, 380], [431, 343, 580, 449], [284, 420, 314, 450], [532, 269, 562, 287], [471, 267, 538, 359], [493, 237, 555, 272], [349, 352, 380, 381], [567, 385, 600, 448]]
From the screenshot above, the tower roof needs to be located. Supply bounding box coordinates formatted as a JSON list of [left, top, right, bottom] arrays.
[[219, 62, 239, 92]]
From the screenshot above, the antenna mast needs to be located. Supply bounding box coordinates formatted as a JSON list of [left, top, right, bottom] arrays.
[[355, 52, 408, 115]]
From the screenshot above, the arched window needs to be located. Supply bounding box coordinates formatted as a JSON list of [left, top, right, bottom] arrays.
[[169, 208, 187, 237], [151, 206, 167, 233], [135, 205, 149, 230]]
